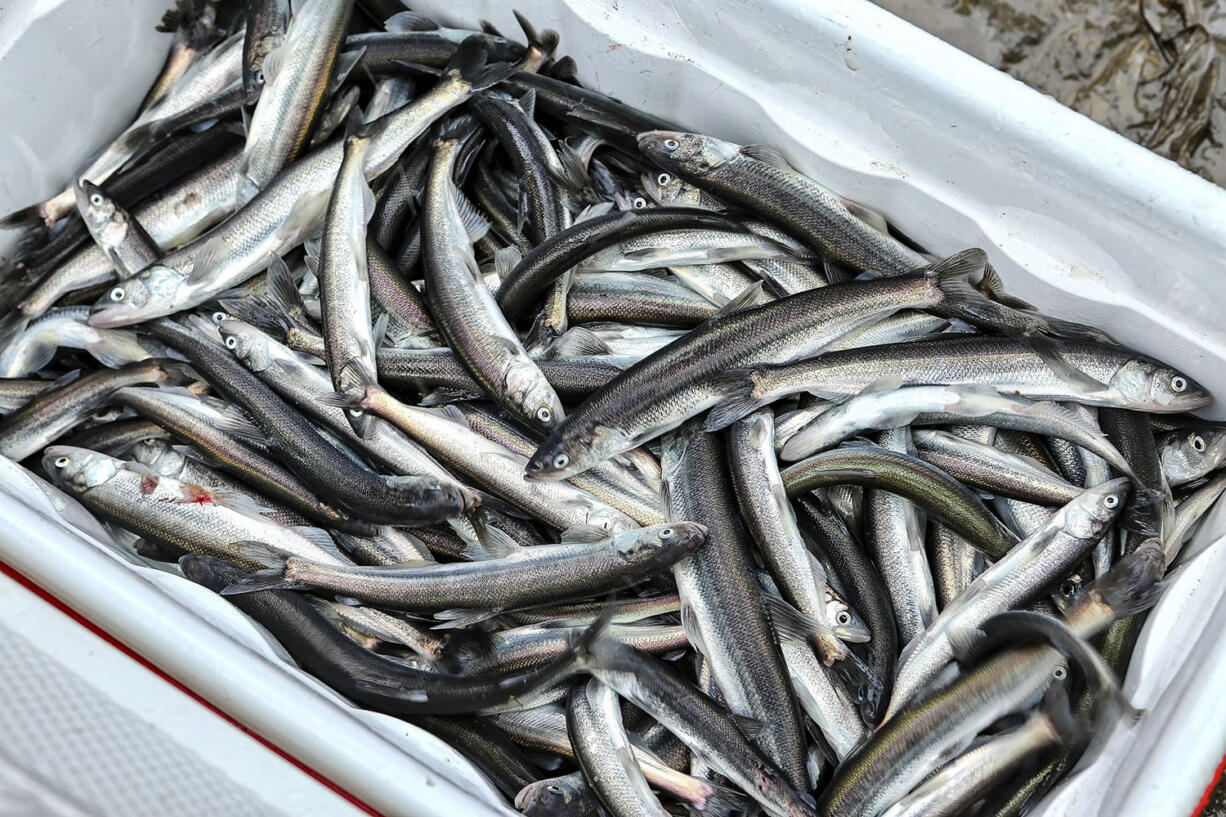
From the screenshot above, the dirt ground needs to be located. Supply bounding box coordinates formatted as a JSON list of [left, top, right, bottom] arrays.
[[873, 0, 1226, 187]]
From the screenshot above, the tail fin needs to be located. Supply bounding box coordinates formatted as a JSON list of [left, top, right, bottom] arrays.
[[219, 555, 301, 595], [512, 10, 560, 62], [702, 367, 770, 431], [925, 248, 990, 315], [1084, 541, 1165, 618], [0, 204, 43, 231], [448, 36, 514, 91]]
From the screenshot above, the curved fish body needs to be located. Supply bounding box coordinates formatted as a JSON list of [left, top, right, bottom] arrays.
[[887, 479, 1128, 717], [422, 136, 564, 433]]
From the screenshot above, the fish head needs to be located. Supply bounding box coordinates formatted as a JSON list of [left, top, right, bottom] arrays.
[[639, 169, 702, 207], [618, 521, 707, 562], [217, 318, 273, 373], [826, 593, 872, 643], [637, 130, 739, 176], [178, 553, 246, 593], [128, 438, 184, 477], [88, 266, 181, 328], [525, 423, 629, 482], [1109, 358, 1211, 412], [505, 360, 565, 431], [1160, 428, 1226, 484], [514, 776, 591, 816], [1061, 477, 1131, 539], [73, 180, 126, 247], [42, 445, 120, 491]]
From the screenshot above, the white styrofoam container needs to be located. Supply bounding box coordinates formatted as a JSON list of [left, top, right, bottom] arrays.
[[2, 1, 1225, 815]]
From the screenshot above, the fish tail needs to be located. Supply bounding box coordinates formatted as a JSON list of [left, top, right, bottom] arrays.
[[0, 204, 43, 232], [696, 780, 755, 817], [703, 367, 768, 431], [1090, 541, 1165, 618], [448, 36, 514, 91], [925, 247, 992, 317], [219, 553, 300, 595], [512, 10, 560, 60]]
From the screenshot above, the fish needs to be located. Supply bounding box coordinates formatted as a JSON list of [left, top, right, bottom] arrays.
[[526, 250, 993, 481], [637, 131, 928, 274], [887, 479, 1128, 717], [73, 180, 159, 279], [242, 0, 292, 105], [43, 445, 346, 568], [221, 522, 704, 613], [566, 679, 671, 817], [0, 359, 185, 461], [238, 0, 353, 199], [421, 127, 564, 432], [316, 135, 380, 434], [0, 307, 160, 378]]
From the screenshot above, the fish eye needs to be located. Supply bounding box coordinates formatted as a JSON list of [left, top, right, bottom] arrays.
[[1171, 375, 1188, 393], [553, 453, 570, 470], [1192, 434, 1206, 452], [632, 197, 647, 209], [660, 527, 672, 537], [536, 406, 552, 423], [348, 408, 364, 418], [54, 456, 70, 468], [212, 311, 227, 323], [836, 611, 852, 626], [1053, 666, 1067, 680], [109, 287, 125, 302], [89, 193, 104, 207], [1060, 579, 1078, 597], [224, 336, 238, 349], [546, 785, 564, 795], [663, 138, 679, 150], [656, 172, 672, 186], [1103, 495, 1119, 509]]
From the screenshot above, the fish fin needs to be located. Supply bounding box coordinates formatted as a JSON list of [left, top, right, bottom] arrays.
[[434, 403, 472, 428], [501, 87, 533, 125], [470, 518, 523, 557], [545, 55, 579, 83], [419, 386, 484, 406], [370, 312, 390, 351], [729, 712, 771, 740], [275, 188, 331, 246], [702, 368, 769, 431], [551, 140, 594, 195], [216, 407, 266, 444], [432, 608, 502, 629], [0, 204, 42, 231], [692, 781, 755, 817], [86, 333, 150, 369], [842, 198, 891, 235], [739, 144, 794, 171], [331, 48, 364, 90], [1086, 543, 1165, 618], [977, 261, 1035, 310], [705, 280, 764, 322], [558, 525, 614, 545], [261, 38, 289, 86], [315, 389, 359, 409], [513, 10, 559, 59], [493, 245, 522, 280], [544, 326, 611, 358], [678, 601, 710, 658], [947, 623, 986, 664], [290, 526, 346, 561], [1028, 335, 1110, 392], [760, 591, 832, 643], [453, 187, 490, 243], [186, 233, 236, 284], [383, 10, 439, 32], [220, 566, 297, 595], [857, 375, 907, 396], [447, 36, 515, 90]]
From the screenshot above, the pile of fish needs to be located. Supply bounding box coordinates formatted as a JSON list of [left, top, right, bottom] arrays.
[[2, 2, 1224, 816]]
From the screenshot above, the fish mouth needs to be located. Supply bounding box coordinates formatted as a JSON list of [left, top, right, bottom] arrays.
[[87, 302, 128, 328]]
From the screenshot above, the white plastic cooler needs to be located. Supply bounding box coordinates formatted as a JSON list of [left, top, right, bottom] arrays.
[[1, 1, 1225, 815]]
